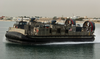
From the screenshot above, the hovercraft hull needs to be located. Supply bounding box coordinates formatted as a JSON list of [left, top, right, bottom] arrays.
[[5, 32, 95, 44]]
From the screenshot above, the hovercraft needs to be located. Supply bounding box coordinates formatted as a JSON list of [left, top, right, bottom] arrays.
[[5, 18, 95, 44]]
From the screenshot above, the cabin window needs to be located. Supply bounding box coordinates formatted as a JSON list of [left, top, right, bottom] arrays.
[[65, 29, 68, 33], [23, 22, 27, 25], [57, 28, 61, 33], [19, 22, 27, 25], [19, 23, 22, 25]]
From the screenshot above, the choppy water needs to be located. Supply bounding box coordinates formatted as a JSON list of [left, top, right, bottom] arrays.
[[0, 21, 100, 59]]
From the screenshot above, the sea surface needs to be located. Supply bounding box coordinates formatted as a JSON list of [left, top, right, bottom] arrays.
[[0, 21, 100, 59]]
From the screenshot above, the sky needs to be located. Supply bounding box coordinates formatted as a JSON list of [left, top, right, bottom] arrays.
[[0, 0, 100, 17]]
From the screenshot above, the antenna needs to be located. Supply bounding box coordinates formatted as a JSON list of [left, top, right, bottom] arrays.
[[21, 17, 23, 21]]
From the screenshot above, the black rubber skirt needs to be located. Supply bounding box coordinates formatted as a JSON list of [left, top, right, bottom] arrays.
[[5, 31, 95, 44]]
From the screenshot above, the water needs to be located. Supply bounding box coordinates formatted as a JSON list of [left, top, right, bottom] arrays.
[[0, 21, 100, 59]]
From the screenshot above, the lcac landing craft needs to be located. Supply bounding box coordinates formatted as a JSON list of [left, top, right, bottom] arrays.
[[5, 18, 95, 44]]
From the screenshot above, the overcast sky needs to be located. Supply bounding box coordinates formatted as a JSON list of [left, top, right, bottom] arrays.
[[0, 0, 100, 17]]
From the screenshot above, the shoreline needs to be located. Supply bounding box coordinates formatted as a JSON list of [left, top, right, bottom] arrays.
[[76, 21, 100, 24], [0, 20, 13, 21], [0, 20, 100, 24]]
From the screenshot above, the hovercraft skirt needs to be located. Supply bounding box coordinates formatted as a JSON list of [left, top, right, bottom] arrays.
[[5, 32, 95, 44]]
